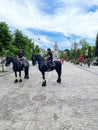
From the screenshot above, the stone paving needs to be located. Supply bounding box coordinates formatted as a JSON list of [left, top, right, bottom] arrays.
[[75, 63, 98, 75], [0, 62, 98, 130]]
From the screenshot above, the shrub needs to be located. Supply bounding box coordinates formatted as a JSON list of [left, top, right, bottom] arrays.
[[75, 61, 79, 64]]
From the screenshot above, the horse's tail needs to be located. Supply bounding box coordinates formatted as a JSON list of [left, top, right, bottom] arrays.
[[59, 61, 62, 76]]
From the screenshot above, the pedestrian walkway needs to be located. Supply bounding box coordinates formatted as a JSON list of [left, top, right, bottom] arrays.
[[0, 64, 13, 76], [0, 62, 98, 130], [75, 63, 98, 75]]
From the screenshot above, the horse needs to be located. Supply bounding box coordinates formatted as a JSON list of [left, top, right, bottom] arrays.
[[31, 54, 62, 86], [5, 56, 29, 83]]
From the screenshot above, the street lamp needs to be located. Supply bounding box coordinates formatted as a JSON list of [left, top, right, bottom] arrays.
[[67, 35, 77, 62], [67, 35, 76, 50]]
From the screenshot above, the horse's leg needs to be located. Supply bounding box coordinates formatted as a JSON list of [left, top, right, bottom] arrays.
[[19, 71, 22, 82], [24, 68, 27, 79], [26, 67, 29, 79], [42, 72, 46, 86], [14, 71, 18, 83], [55, 64, 61, 83], [25, 67, 29, 79]]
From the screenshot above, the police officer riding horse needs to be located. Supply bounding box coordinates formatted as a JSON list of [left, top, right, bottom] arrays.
[[45, 48, 55, 71], [17, 49, 26, 68]]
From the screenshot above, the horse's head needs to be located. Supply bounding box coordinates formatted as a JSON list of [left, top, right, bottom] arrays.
[[5, 56, 12, 66], [31, 54, 36, 66]]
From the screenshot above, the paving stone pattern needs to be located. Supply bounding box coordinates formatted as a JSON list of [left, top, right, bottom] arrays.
[[0, 62, 98, 130]]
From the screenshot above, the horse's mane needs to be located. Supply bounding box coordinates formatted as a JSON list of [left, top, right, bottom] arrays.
[[7, 56, 18, 61], [34, 54, 45, 61]]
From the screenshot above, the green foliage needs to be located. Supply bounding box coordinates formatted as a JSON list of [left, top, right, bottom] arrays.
[[76, 49, 80, 59], [13, 29, 35, 59], [88, 46, 91, 58], [79, 39, 89, 57], [0, 22, 12, 56], [34, 45, 40, 54], [91, 46, 95, 58], [75, 61, 79, 64], [59, 51, 66, 59], [70, 50, 75, 59], [95, 33, 98, 57], [0, 22, 40, 60], [64, 49, 70, 59]]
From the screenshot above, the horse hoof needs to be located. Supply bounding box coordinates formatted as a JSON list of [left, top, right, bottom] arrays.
[[26, 76, 29, 79], [42, 80, 46, 87], [19, 79, 22, 82], [24, 76, 29, 79], [42, 84, 46, 87], [14, 79, 18, 83], [42, 83, 46, 87], [57, 79, 61, 83]]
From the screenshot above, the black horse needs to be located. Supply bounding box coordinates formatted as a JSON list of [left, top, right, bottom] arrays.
[[31, 54, 62, 86], [5, 56, 29, 83]]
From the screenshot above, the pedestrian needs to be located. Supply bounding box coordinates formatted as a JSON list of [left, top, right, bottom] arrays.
[[87, 58, 91, 68]]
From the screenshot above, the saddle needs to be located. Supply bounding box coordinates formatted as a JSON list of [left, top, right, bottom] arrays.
[[45, 61, 55, 71], [20, 60, 28, 69], [49, 61, 55, 67]]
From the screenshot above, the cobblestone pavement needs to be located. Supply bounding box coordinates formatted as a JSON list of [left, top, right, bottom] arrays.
[[75, 63, 98, 75], [0, 62, 98, 130]]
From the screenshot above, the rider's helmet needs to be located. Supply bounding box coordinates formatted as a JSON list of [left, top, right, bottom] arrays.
[[47, 48, 51, 51]]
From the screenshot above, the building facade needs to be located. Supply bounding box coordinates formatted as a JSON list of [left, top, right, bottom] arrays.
[[53, 42, 59, 58]]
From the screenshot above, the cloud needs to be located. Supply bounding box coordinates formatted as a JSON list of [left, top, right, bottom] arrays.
[[0, 0, 98, 49]]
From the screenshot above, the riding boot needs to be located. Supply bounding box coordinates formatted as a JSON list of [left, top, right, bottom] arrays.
[[21, 63, 24, 70], [47, 65, 51, 71]]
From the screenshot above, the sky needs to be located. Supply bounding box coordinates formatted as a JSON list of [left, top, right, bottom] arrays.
[[0, 0, 98, 50]]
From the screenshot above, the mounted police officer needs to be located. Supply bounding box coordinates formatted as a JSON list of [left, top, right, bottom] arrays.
[[46, 48, 54, 70], [17, 49, 25, 69], [17, 49, 25, 61]]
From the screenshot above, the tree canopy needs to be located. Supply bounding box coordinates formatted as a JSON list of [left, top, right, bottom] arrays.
[[0, 22, 12, 56], [95, 33, 98, 57], [0, 22, 40, 59]]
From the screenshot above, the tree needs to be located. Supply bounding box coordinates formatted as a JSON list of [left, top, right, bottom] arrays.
[[0, 22, 12, 56], [70, 49, 75, 60], [95, 33, 98, 57], [91, 46, 95, 58], [13, 29, 34, 59], [24, 38, 34, 59], [13, 29, 26, 49], [0, 22, 12, 71], [34, 45, 40, 54], [75, 49, 81, 60], [79, 39, 89, 57], [59, 51, 66, 59], [88, 46, 91, 58]]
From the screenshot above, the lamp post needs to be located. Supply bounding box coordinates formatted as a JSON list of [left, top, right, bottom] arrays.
[[67, 35, 76, 62], [67, 35, 76, 50], [73, 35, 77, 62]]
